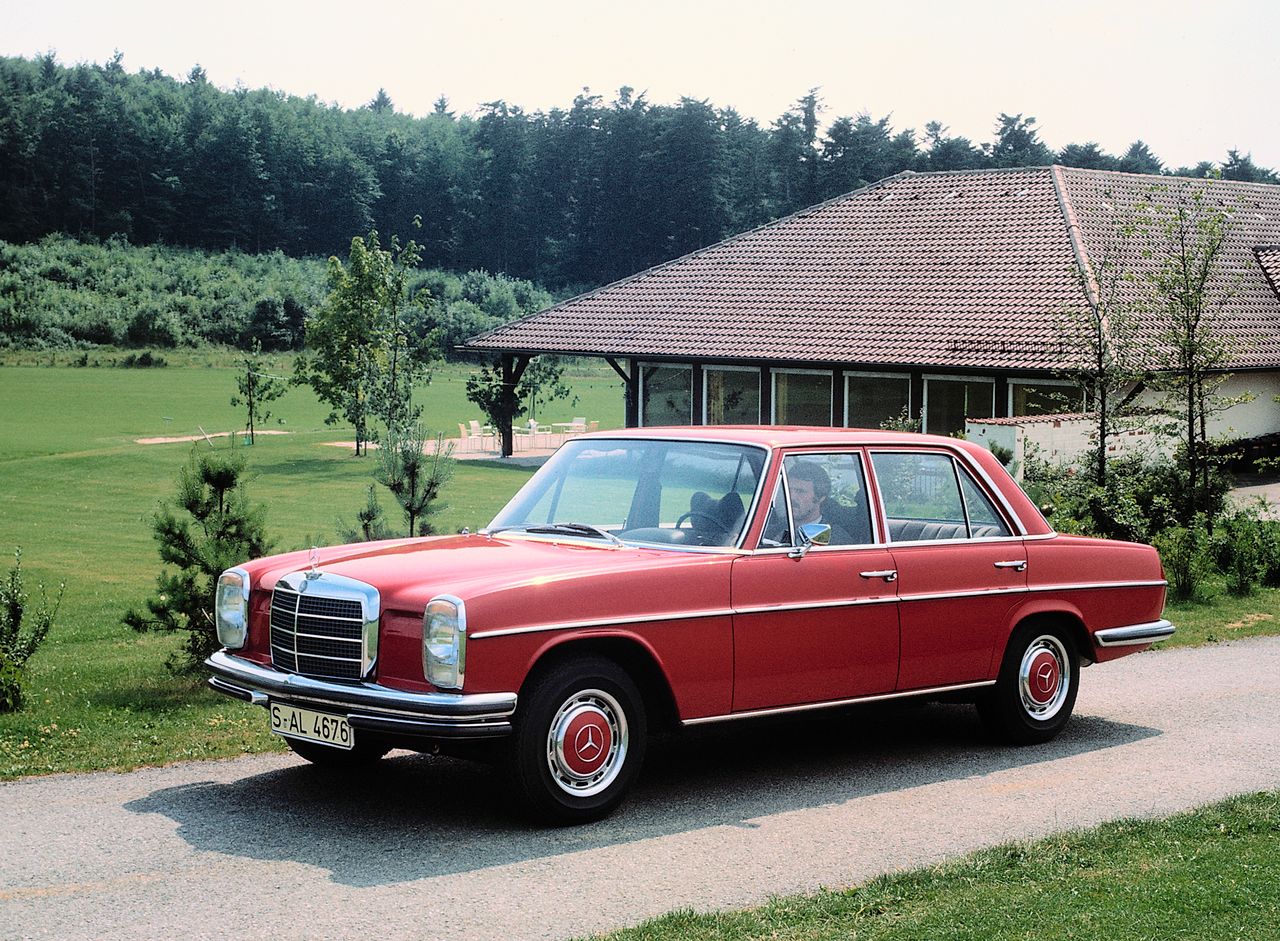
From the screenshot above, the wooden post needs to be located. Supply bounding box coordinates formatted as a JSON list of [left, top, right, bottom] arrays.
[[605, 357, 638, 428]]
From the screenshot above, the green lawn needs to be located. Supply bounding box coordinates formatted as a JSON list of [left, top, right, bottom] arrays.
[[591, 791, 1280, 941], [0, 360, 622, 777], [0, 361, 1276, 779]]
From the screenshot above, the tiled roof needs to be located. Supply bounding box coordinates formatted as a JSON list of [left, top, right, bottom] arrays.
[[1258, 246, 1280, 299], [1057, 169, 1280, 370], [468, 167, 1280, 371], [971, 412, 1093, 425]]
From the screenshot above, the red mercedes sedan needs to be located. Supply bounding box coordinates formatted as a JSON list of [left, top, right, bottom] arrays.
[[208, 427, 1172, 822]]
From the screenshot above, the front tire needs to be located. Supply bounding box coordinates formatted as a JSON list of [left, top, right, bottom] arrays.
[[978, 625, 1079, 745], [509, 656, 647, 824]]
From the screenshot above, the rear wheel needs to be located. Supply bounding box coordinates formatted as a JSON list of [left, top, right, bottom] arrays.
[[509, 656, 647, 824], [285, 735, 390, 768], [978, 625, 1079, 744]]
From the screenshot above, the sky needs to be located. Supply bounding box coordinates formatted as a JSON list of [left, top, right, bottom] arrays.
[[7, 0, 1279, 171]]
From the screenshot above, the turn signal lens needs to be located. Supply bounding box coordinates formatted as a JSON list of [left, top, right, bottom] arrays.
[[215, 568, 250, 649], [423, 596, 467, 689]]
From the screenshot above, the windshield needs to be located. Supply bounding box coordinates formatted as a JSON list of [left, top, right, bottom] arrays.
[[489, 438, 767, 548]]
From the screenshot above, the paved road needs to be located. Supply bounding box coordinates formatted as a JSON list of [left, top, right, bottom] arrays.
[[3, 637, 1279, 941]]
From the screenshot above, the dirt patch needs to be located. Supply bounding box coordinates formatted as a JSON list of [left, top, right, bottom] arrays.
[[1225, 613, 1275, 632], [135, 430, 290, 445]]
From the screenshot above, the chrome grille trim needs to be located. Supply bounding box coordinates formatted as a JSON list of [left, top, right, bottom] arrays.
[[269, 571, 380, 680]]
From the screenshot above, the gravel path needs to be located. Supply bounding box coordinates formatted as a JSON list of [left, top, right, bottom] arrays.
[[3, 636, 1278, 941]]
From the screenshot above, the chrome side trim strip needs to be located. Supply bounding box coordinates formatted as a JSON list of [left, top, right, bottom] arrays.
[[899, 586, 1028, 603], [470, 607, 738, 640], [470, 580, 1170, 639], [1029, 579, 1168, 592], [1095, 619, 1175, 647], [682, 680, 998, 726], [733, 596, 900, 616]]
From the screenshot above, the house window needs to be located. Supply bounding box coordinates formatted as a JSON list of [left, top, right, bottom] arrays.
[[639, 364, 692, 426], [1009, 379, 1082, 416], [772, 369, 832, 426], [923, 375, 994, 437], [704, 366, 760, 424], [845, 372, 911, 429]]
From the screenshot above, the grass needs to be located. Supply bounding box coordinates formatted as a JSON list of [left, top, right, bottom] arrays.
[[0, 360, 1276, 780], [0, 360, 622, 778], [1161, 584, 1280, 647], [589, 790, 1280, 941]]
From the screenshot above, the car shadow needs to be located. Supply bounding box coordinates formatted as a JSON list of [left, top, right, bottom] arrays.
[[124, 702, 1158, 888]]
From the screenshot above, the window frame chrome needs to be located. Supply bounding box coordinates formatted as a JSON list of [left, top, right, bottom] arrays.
[[485, 435, 772, 553], [866, 446, 1023, 544]]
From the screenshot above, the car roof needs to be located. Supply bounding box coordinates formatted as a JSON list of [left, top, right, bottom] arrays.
[[574, 425, 975, 450]]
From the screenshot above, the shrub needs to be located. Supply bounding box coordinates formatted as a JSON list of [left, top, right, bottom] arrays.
[[1215, 511, 1265, 597], [1028, 453, 1192, 543], [0, 548, 64, 712], [123, 447, 272, 673], [1153, 525, 1214, 603], [118, 351, 167, 368], [1260, 520, 1280, 588]]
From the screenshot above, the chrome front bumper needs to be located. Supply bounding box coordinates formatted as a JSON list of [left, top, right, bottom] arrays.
[[206, 650, 517, 739], [1094, 619, 1176, 648]]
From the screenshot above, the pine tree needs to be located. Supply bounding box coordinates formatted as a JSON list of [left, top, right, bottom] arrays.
[[124, 447, 272, 673]]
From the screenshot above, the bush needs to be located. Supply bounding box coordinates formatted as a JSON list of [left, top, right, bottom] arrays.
[[123, 447, 272, 673], [1260, 520, 1280, 588], [1214, 510, 1265, 597], [117, 351, 167, 368], [1153, 525, 1215, 603], [1028, 453, 1194, 543], [0, 548, 64, 712]]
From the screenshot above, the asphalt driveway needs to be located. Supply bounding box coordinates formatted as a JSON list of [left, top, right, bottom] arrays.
[[3, 636, 1278, 941]]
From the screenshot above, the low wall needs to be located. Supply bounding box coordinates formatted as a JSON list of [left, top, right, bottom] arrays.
[[966, 413, 1161, 478]]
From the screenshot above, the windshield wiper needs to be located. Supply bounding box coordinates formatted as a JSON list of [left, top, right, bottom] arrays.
[[486, 522, 624, 546]]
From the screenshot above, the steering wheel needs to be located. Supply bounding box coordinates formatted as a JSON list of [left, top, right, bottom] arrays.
[[675, 511, 727, 533]]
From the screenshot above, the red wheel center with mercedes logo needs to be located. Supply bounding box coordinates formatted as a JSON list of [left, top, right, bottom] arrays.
[[561, 709, 612, 777], [1026, 650, 1061, 704]]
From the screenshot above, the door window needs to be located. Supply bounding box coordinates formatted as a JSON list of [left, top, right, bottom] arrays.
[[872, 451, 1012, 541], [761, 453, 873, 547]]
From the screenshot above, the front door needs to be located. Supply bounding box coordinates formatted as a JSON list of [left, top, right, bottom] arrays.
[[731, 451, 900, 712]]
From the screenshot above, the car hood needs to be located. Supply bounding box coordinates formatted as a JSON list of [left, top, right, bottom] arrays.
[[244, 533, 732, 618]]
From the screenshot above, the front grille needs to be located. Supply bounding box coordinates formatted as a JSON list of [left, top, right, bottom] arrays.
[[270, 580, 368, 679]]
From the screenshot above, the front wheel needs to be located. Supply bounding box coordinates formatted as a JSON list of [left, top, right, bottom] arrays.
[[978, 625, 1079, 745], [509, 656, 647, 824]]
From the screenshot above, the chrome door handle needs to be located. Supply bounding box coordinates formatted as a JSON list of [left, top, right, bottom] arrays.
[[860, 569, 898, 582], [994, 560, 1027, 571]]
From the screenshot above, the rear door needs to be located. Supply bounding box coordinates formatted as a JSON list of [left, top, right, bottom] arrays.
[[869, 449, 1027, 691]]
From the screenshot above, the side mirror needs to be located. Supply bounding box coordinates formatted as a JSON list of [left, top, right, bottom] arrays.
[[789, 522, 832, 559]]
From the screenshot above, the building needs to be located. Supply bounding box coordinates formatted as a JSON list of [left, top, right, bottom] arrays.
[[466, 166, 1280, 454]]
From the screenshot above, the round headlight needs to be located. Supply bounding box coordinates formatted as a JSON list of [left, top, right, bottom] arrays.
[[423, 595, 467, 689], [215, 568, 250, 649]]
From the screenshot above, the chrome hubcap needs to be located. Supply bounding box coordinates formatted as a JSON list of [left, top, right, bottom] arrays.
[[1018, 634, 1070, 721], [546, 688, 628, 797]]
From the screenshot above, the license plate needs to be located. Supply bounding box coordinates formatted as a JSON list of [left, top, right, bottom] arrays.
[[270, 703, 354, 750]]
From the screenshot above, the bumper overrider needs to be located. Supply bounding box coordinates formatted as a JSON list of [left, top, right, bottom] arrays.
[[206, 650, 518, 740]]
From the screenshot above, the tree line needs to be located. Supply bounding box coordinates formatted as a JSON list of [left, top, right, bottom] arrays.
[[0, 233, 551, 353], [3, 53, 1276, 292]]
